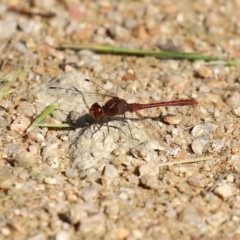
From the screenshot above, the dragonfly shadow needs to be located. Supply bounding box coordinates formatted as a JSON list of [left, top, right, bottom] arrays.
[[67, 111, 132, 146]]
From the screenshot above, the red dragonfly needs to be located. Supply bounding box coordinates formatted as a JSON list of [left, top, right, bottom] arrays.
[[50, 78, 197, 122]]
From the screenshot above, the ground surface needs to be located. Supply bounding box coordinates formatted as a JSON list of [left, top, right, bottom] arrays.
[[1, 1, 240, 240]]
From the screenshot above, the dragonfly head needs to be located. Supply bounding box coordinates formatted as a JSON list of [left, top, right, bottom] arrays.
[[89, 103, 105, 120]]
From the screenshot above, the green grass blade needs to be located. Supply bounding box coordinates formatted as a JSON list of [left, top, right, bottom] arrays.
[[26, 101, 60, 133], [0, 89, 14, 97], [0, 65, 32, 85], [58, 44, 240, 64], [34, 123, 71, 128]]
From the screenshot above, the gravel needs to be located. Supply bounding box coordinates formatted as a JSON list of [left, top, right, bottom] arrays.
[[1, 0, 240, 239]]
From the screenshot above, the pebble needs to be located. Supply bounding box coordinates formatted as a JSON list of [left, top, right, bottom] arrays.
[[14, 40, 28, 53], [233, 107, 240, 117], [214, 183, 236, 199], [15, 151, 36, 169], [65, 167, 78, 179], [103, 165, 119, 179], [206, 212, 229, 228], [165, 208, 177, 218], [109, 25, 130, 40], [28, 130, 45, 143], [18, 170, 30, 181], [194, 66, 212, 78], [225, 91, 240, 108], [0, 20, 17, 39], [138, 163, 159, 177], [111, 228, 130, 239], [46, 156, 60, 169], [80, 213, 105, 234], [212, 139, 225, 152], [1, 227, 10, 236], [17, 101, 35, 118], [127, 174, 139, 185], [162, 115, 181, 125], [10, 115, 31, 135], [55, 230, 71, 240], [180, 205, 206, 228], [191, 123, 217, 137], [0, 99, 13, 109], [191, 136, 210, 154], [42, 143, 59, 160], [105, 204, 119, 217], [130, 141, 160, 162], [81, 186, 98, 202], [187, 174, 205, 188], [140, 174, 159, 189], [18, 18, 42, 36], [43, 177, 57, 185], [0, 177, 13, 189]]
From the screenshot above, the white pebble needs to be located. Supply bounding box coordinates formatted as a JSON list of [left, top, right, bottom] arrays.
[[138, 163, 159, 177], [140, 174, 159, 189], [103, 165, 119, 179], [81, 186, 98, 202], [43, 177, 57, 185], [56, 230, 71, 240], [206, 212, 229, 228], [214, 183, 236, 199], [191, 136, 209, 154], [65, 168, 78, 178], [191, 123, 217, 137]]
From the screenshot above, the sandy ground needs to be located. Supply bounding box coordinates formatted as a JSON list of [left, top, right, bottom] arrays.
[[1, 1, 240, 239]]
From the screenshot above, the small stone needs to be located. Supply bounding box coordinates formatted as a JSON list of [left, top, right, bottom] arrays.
[[10, 115, 31, 135], [191, 136, 209, 154], [103, 165, 119, 179], [28, 129, 45, 142], [162, 115, 181, 125], [46, 156, 59, 169], [165, 208, 177, 218], [14, 41, 28, 53], [80, 213, 105, 234], [225, 91, 240, 108], [206, 212, 229, 228], [17, 101, 35, 118], [138, 163, 159, 177], [18, 170, 29, 181], [140, 174, 159, 189], [43, 177, 57, 185], [232, 107, 240, 117], [105, 204, 119, 217], [0, 20, 17, 39], [194, 66, 212, 78], [109, 25, 130, 40], [132, 25, 149, 40], [42, 143, 59, 160], [55, 230, 71, 240], [15, 151, 36, 169], [130, 140, 162, 162], [214, 183, 236, 199], [127, 174, 139, 185], [108, 228, 130, 239], [0, 177, 13, 189], [1, 227, 10, 236], [81, 186, 98, 202], [180, 205, 205, 227], [66, 193, 78, 202], [122, 72, 135, 81], [187, 174, 205, 188], [191, 123, 217, 137], [65, 168, 78, 179]]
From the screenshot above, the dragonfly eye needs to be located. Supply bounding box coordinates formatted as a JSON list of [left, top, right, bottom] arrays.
[[89, 103, 104, 120]]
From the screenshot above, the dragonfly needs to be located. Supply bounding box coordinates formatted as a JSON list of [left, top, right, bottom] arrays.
[[49, 78, 197, 139]]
